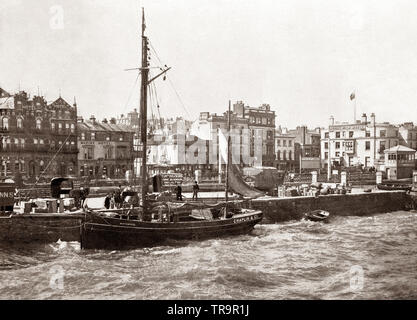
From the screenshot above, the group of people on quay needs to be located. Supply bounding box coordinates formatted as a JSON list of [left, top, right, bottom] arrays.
[[102, 181, 201, 209], [174, 181, 200, 201]]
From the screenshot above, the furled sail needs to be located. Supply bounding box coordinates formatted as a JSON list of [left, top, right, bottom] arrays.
[[218, 129, 265, 198]]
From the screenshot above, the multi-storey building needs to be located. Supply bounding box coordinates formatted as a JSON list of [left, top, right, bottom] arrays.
[[0, 88, 78, 181], [77, 116, 135, 178], [274, 128, 295, 171], [233, 101, 276, 167], [287, 126, 321, 172], [191, 110, 251, 169], [320, 113, 400, 170]]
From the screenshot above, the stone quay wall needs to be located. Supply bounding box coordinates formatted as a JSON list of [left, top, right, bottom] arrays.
[[0, 214, 83, 243], [250, 191, 411, 223]]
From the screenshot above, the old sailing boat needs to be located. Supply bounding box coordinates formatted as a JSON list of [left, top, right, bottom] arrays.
[[80, 9, 263, 249]]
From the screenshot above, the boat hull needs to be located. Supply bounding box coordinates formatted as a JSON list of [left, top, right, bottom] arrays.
[[80, 210, 263, 249], [376, 184, 411, 191]]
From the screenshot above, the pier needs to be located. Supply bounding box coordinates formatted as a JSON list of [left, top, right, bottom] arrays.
[[0, 190, 411, 243]]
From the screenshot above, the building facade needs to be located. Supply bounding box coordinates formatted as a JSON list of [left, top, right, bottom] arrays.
[[233, 101, 276, 167], [321, 113, 400, 170], [274, 128, 295, 171], [287, 126, 321, 172], [77, 116, 135, 179], [0, 88, 78, 182]]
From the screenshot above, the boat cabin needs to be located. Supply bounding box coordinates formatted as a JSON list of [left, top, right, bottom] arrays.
[[0, 181, 15, 214], [51, 177, 74, 199]]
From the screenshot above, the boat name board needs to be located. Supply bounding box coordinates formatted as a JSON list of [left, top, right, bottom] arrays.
[[233, 215, 259, 223]]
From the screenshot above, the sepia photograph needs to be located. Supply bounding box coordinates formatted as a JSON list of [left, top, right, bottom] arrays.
[[1, 0, 417, 307]]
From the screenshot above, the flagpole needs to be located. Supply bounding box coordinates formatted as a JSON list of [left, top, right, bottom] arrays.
[[353, 90, 356, 123]]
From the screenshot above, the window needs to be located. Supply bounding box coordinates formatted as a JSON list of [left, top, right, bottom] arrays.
[[262, 118, 267, 125], [66, 123, 69, 129], [17, 118, 23, 129], [288, 140, 292, 147], [91, 132, 95, 140], [106, 136, 110, 141], [380, 141, 386, 153], [365, 141, 370, 150], [336, 131, 340, 138], [58, 123, 62, 129], [325, 142, 328, 149], [277, 150, 281, 160], [366, 131, 370, 137], [84, 147, 94, 160], [380, 130, 386, 137], [335, 152, 340, 157], [335, 142, 340, 149], [349, 131, 354, 138], [257, 118, 261, 124], [51, 122, 55, 130], [1, 117, 9, 130], [325, 132, 329, 138], [283, 150, 287, 160], [39, 139, 44, 144], [283, 140, 287, 147], [119, 135, 123, 141], [325, 152, 328, 159], [36, 119, 42, 130], [33, 138, 38, 144], [288, 150, 292, 160], [70, 123, 75, 133], [81, 133, 85, 140]]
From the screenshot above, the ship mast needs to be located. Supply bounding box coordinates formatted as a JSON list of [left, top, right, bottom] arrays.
[[140, 8, 149, 208], [225, 100, 231, 214], [139, 8, 171, 212]]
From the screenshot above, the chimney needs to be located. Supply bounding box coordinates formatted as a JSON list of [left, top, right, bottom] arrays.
[[90, 115, 96, 123], [110, 117, 116, 124], [102, 118, 108, 124], [370, 113, 375, 126], [329, 116, 334, 126], [361, 113, 367, 124], [77, 116, 84, 123]]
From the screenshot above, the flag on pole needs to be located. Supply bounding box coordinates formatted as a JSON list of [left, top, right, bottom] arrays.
[[350, 92, 355, 100]]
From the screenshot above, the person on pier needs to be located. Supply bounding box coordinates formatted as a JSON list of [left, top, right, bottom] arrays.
[[192, 181, 200, 200]]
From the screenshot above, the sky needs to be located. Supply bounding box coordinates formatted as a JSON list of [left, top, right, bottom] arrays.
[[1, 0, 417, 128]]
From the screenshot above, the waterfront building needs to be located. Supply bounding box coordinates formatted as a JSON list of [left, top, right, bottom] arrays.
[[147, 133, 211, 179], [233, 101, 276, 167], [274, 128, 296, 171], [0, 87, 78, 182], [77, 116, 135, 179], [287, 126, 321, 172], [382, 145, 416, 179], [320, 113, 400, 170], [190, 109, 251, 169]]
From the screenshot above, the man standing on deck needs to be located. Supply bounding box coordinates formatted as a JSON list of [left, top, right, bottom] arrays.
[[104, 194, 111, 209], [175, 183, 183, 201], [192, 181, 200, 200]]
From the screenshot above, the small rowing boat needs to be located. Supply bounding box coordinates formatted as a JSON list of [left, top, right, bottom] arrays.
[[304, 210, 330, 222]]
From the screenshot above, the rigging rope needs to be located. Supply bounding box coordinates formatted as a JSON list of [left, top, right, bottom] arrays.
[[149, 41, 192, 119]]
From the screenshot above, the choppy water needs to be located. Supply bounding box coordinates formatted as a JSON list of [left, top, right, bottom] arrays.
[[1, 211, 417, 299]]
